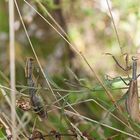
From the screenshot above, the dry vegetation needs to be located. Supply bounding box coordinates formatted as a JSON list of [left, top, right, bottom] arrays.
[[0, 0, 140, 139]]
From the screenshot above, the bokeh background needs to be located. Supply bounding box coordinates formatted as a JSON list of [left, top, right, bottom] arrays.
[[1, 0, 140, 139]]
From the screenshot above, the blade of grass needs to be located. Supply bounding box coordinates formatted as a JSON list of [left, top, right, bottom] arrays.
[[17, 0, 139, 137], [105, 0, 122, 54], [55, 92, 140, 137], [1, 113, 27, 139], [0, 117, 12, 139], [14, 0, 58, 103], [23, 0, 120, 112], [49, 95, 139, 137], [35, 0, 69, 39], [70, 122, 88, 140], [0, 87, 30, 138], [23, 0, 80, 55], [8, 0, 16, 138], [53, 106, 140, 139], [19, 1, 138, 135]]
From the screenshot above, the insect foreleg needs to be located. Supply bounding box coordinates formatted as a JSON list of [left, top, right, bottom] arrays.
[[106, 53, 131, 71]]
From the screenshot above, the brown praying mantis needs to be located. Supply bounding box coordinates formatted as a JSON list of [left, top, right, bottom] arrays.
[[25, 57, 47, 119], [107, 53, 140, 122]]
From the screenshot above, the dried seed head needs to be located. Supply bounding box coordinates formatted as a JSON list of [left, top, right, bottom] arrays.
[[16, 98, 31, 111], [30, 130, 45, 140]]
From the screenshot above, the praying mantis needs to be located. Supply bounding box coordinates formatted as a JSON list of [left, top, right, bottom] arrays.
[[108, 53, 140, 123], [25, 57, 47, 119]]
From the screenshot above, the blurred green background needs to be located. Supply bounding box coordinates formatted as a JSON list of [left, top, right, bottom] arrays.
[[1, 0, 140, 139]]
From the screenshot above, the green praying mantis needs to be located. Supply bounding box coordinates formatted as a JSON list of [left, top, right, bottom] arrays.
[[107, 53, 140, 123]]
